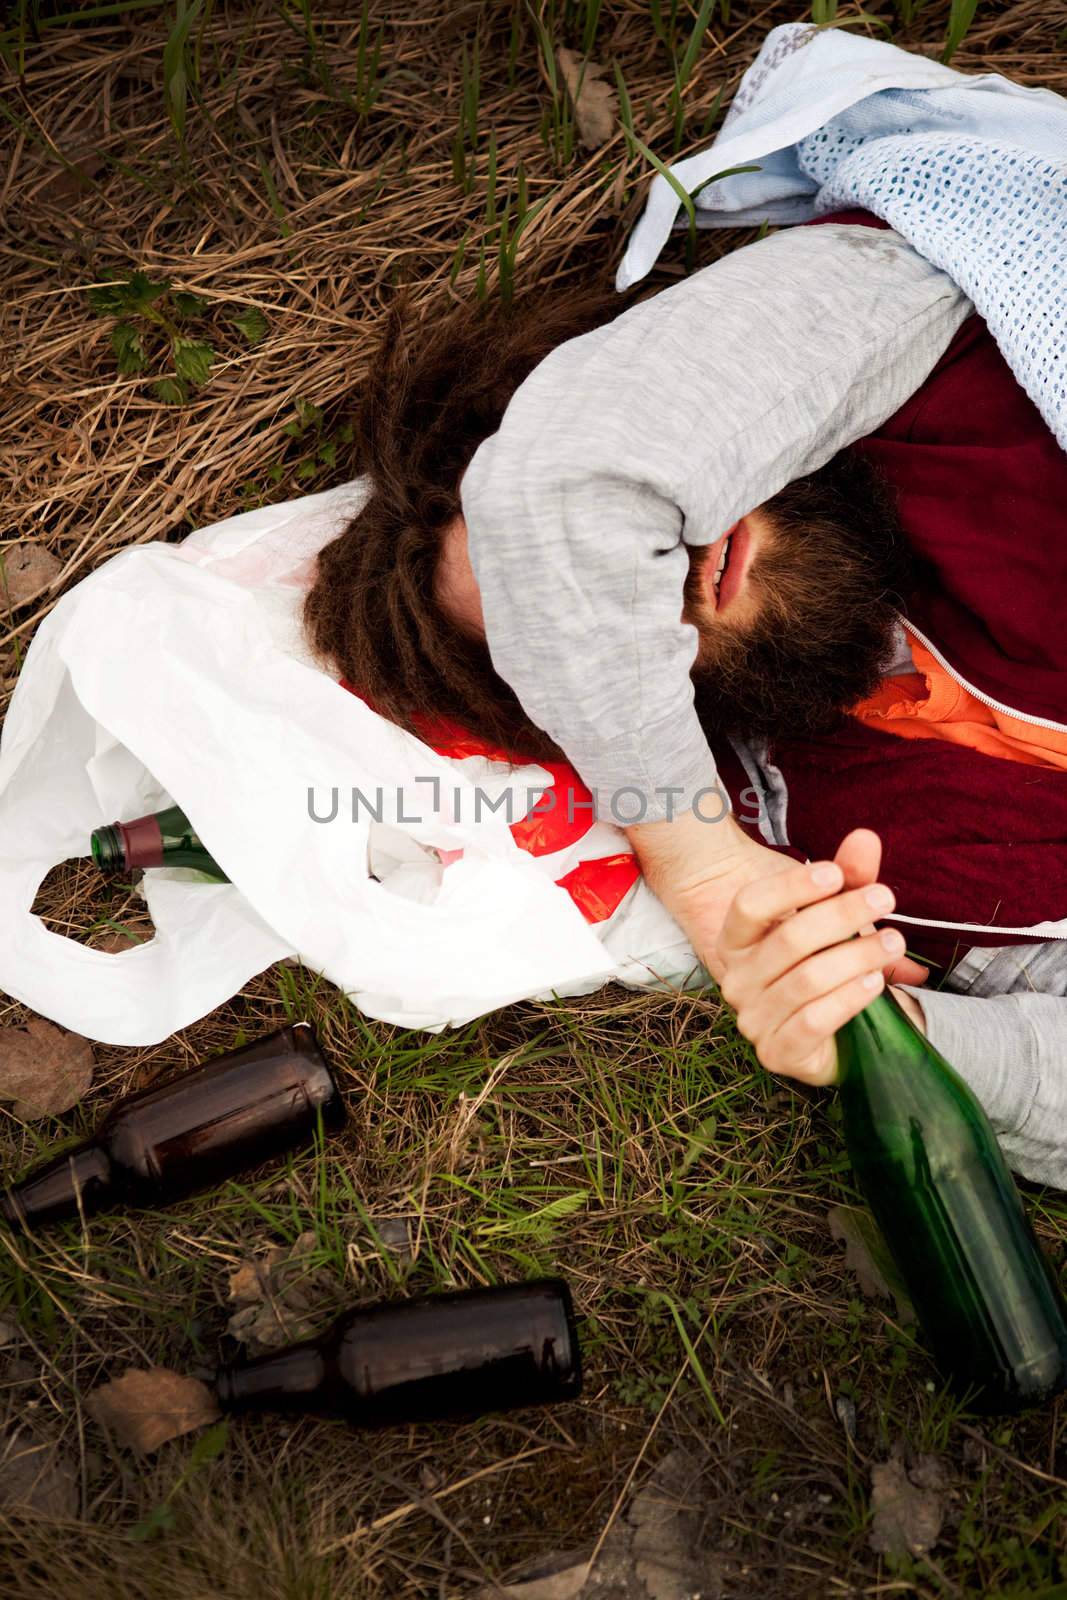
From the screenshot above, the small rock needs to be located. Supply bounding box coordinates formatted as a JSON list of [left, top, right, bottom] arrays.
[[834, 1395, 857, 1444], [869, 1449, 946, 1558], [374, 1216, 413, 1262], [475, 1553, 590, 1600], [1, 1357, 38, 1385], [1, 545, 61, 611], [473, 1449, 725, 1599], [629, 1448, 726, 1600]]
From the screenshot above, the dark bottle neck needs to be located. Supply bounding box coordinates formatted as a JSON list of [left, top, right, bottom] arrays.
[[113, 812, 166, 870], [91, 805, 227, 881], [90, 823, 127, 873], [1, 1143, 114, 1228], [215, 1342, 327, 1412], [836, 986, 991, 1148], [839, 985, 911, 1048]]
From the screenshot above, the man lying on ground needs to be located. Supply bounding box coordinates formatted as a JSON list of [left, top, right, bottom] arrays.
[[303, 211, 1067, 1188]]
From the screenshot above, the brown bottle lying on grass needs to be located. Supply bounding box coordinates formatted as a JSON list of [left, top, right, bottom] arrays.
[[0, 1024, 345, 1228], [214, 1278, 582, 1426]]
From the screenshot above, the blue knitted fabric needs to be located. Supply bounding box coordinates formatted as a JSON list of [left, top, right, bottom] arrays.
[[799, 130, 1067, 448], [617, 26, 1067, 451]]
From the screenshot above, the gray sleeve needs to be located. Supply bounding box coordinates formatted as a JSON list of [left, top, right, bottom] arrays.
[[461, 223, 971, 821], [900, 984, 1067, 1191]]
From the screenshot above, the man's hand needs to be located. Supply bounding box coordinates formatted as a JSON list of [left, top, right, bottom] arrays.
[[716, 827, 927, 1086], [626, 810, 928, 987]]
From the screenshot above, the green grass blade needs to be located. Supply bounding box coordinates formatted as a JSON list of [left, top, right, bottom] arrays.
[[257, 156, 292, 238], [612, 60, 636, 159], [485, 126, 497, 229], [689, 162, 762, 203], [613, 103, 757, 272], [506, 7, 521, 89], [942, 0, 980, 62], [677, 0, 718, 93], [699, 81, 727, 140], [581, 0, 604, 56], [0, 0, 167, 46], [449, 226, 470, 287], [163, 0, 205, 145], [658, 1293, 726, 1425]]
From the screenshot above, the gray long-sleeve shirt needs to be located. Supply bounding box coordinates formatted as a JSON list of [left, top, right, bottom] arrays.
[[461, 224, 1067, 1189], [903, 944, 1067, 1191], [462, 223, 971, 821]]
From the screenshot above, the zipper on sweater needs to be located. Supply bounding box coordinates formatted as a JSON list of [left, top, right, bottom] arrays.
[[900, 616, 1067, 736]]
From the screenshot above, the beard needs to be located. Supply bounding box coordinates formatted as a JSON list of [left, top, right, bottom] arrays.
[[685, 449, 914, 745]]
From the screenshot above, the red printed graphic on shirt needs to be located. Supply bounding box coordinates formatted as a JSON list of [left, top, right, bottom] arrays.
[[339, 683, 638, 925]]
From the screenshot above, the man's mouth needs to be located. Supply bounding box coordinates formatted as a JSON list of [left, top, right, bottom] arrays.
[[712, 533, 732, 594], [710, 520, 751, 611]]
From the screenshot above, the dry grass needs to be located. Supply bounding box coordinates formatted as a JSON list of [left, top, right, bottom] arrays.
[[3, 2, 1067, 1596], [4, 0, 1061, 697]]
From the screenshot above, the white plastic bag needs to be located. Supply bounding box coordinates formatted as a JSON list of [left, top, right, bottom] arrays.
[[0, 481, 701, 1045]]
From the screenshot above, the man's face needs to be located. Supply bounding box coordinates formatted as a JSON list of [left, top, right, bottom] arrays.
[[435, 508, 487, 639], [683, 453, 912, 743]]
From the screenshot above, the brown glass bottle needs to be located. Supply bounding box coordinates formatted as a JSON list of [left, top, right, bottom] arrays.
[[214, 1279, 582, 1426], [0, 1024, 345, 1229]]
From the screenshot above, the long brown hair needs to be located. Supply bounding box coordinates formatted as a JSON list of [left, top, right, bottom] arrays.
[[303, 274, 635, 760]]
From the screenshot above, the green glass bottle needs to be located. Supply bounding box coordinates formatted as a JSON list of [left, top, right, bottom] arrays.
[[836, 987, 1067, 1414], [90, 804, 228, 883]]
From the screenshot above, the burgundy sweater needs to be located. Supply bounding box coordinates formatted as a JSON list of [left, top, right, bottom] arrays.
[[717, 211, 1067, 971]]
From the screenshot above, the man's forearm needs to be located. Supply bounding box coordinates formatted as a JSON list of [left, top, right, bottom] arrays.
[[626, 809, 795, 978]]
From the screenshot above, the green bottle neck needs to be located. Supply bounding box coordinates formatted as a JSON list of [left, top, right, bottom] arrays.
[[836, 987, 936, 1083], [834, 983, 988, 1143], [91, 805, 227, 882]]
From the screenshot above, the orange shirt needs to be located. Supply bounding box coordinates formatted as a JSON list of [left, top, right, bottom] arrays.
[[852, 639, 1067, 772]]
